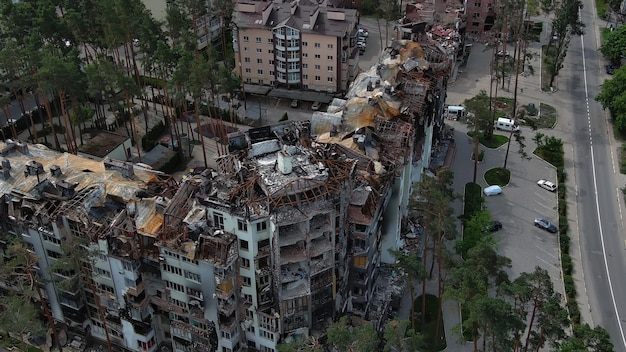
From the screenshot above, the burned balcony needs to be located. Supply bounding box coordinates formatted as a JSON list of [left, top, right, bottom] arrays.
[[257, 238, 271, 258], [281, 279, 309, 299], [215, 277, 235, 299], [310, 236, 333, 258], [281, 262, 308, 283], [278, 223, 305, 246], [186, 287, 203, 301], [132, 319, 153, 337], [311, 253, 333, 276], [219, 313, 238, 333], [309, 213, 332, 238], [218, 297, 237, 316], [283, 313, 309, 333], [280, 242, 306, 264], [311, 269, 333, 291]]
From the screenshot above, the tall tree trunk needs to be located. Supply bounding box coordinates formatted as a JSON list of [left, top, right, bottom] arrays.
[[31, 273, 63, 352], [126, 94, 141, 163], [3, 106, 17, 139], [523, 298, 539, 352], [194, 98, 208, 168], [421, 225, 429, 334], [473, 323, 478, 352], [434, 233, 444, 345], [41, 92, 61, 151], [29, 110, 38, 143]]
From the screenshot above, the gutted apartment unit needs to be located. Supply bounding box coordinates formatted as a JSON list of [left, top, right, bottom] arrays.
[[233, 0, 360, 93]]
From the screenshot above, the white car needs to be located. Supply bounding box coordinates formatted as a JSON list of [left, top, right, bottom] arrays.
[[311, 101, 322, 111], [358, 28, 369, 37], [483, 185, 502, 196], [537, 179, 557, 192]]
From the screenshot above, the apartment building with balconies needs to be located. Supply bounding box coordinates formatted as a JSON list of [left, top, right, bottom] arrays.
[[233, 0, 360, 94]]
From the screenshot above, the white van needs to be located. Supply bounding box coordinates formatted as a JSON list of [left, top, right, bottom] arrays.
[[494, 117, 520, 132], [446, 105, 474, 120]]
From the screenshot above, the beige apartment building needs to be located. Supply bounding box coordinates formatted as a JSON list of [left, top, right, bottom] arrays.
[[233, 0, 360, 94]]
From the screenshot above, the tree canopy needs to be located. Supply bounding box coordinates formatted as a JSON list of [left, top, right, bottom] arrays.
[[600, 25, 626, 65]]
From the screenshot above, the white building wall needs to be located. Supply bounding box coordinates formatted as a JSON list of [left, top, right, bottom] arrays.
[[21, 228, 64, 320]]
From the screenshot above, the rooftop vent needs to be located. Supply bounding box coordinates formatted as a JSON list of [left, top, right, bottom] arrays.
[[15, 141, 28, 154], [103, 157, 134, 178], [1, 140, 16, 156], [50, 165, 62, 177], [0, 159, 10, 180], [24, 160, 44, 177]]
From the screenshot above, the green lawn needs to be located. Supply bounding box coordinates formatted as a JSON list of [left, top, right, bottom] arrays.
[[484, 167, 511, 186], [414, 294, 447, 351]]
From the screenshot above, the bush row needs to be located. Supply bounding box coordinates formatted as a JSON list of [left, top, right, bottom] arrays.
[[538, 140, 583, 326], [141, 121, 167, 152]]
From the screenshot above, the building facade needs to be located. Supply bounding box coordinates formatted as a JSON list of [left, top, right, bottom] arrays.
[[0, 38, 453, 352], [233, 0, 360, 94]]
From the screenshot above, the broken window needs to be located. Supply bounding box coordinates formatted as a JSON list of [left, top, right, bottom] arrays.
[[256, 221, 268, 231], [238, 219, 248, 232], [239, 239, 249, 251], [213, 213, 225, 229]]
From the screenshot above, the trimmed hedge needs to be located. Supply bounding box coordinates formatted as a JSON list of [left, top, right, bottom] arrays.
[[463, 182, 483, 219], [536, 136, 585, 328], [141, 121, 167, 152]]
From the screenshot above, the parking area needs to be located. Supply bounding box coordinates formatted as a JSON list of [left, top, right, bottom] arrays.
[[482, 135, 562, 284]]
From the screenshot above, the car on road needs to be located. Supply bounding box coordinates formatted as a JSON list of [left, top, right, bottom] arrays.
[[489, 220, 503, 232], [290, 99, 299, 108], [527, 103, 537, 116], [311, 101, 322, 111], [606, 65, 615, 75], [483, 185, 502, 196], [358, 28, 369, 37], [537, 179, 557, 192], [534, 218, 557, 233]]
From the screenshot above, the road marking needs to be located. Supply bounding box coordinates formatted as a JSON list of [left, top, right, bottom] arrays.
[[536, 255, 559, 270], [618, 188, 624, 226], [581, 29, 626, 347], [536, 245, 558, 260]]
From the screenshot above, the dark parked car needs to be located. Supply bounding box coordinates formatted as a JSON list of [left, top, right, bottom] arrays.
[[534, 218, 557, 233], [527, 103, 537, 116], [606, 65, 615, 75], [489, 220, 503, 232]]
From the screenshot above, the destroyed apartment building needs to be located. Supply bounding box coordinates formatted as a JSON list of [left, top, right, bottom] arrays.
[[0, 42, 453, 352]]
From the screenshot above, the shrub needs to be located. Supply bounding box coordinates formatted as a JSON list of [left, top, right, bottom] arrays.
[[141, 121, 167, 152], [564, 275, 576, 297], [158, 153, 185, 174], [464, 182, 483, 219], [562, 254, 573, 274]]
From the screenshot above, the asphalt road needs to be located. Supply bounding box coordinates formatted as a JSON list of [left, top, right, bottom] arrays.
[[570, 1, 626, 350]]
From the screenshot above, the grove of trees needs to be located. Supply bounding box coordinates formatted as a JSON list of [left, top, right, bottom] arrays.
[[0, 0, 240, 168]]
